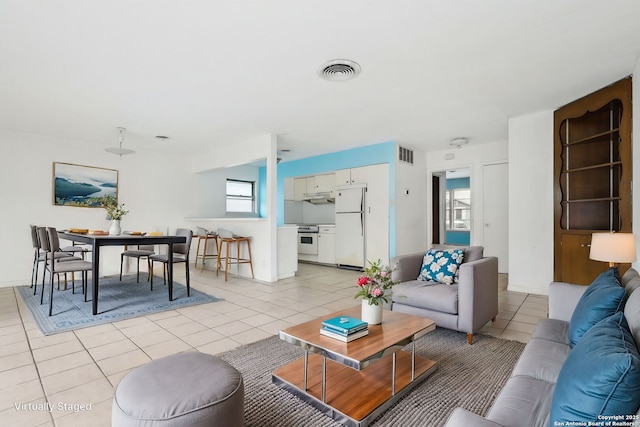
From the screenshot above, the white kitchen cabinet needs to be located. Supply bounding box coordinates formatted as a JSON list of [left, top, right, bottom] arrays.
[[317, 226, 336, 264], [314, 173, 335, 194], [305, 176, 316, 194], [294, 175, 334, 200], [294, 178, 307, 201], [349, 167, 371, 186], [284, 178, 295, 201], [277, 226, 298, 279], [335, 168, 368, 186], [362, 164, 389, 266], [334, 169, 352, 186]]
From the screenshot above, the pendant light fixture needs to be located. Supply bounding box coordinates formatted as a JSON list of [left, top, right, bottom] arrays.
[[106, 127, 135, 157], [449, 137, 469, 149]]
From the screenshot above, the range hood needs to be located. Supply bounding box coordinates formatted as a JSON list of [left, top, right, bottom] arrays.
[[302, 192, 335, 204]]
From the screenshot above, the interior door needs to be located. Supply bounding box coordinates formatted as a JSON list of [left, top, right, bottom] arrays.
[[483, 163, 509, 273], [432, 175, 441, 244]]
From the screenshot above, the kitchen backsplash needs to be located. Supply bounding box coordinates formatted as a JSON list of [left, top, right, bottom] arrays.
[[284, 200, 335, 224]]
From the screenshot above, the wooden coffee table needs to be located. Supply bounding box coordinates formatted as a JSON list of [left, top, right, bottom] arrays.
[[272, 306, 437, 427]]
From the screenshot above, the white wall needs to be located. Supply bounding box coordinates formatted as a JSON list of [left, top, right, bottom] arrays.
[[187, 133, 280, 282], [193, 165, 260, 218], [395, 145, 428, 255], [0, 129, 196, 287], [190, 134, 269, 173], [507, 65, 639, 296], [426, 141, 509, 248], [507, 111, 554, 295]]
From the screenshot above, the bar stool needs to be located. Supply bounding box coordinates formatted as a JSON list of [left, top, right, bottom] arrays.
[[216, 229, 254, 281], [195, 228, 219, 271]]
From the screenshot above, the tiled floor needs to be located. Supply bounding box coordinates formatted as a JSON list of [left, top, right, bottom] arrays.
[[0, 263, 547, 426]]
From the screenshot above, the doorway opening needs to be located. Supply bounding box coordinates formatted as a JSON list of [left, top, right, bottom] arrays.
[[431, 168, 471, 246]]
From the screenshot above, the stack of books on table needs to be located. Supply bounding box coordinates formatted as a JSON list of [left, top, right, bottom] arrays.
[[320, 316, 369, 342]]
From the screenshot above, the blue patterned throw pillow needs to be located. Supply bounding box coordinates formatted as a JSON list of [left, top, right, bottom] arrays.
[[418, 249, 465, 284]]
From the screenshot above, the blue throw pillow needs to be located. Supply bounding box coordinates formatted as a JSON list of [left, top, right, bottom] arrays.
[[568, 267, 625, 348], [417, 249, 465, 285], [550, 312, 640, 424]]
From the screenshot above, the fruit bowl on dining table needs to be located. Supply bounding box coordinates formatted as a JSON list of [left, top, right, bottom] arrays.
[[124, 231, 146, 236]]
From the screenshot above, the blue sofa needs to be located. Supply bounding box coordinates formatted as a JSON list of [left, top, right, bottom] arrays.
[[445, 267, 640, 427]]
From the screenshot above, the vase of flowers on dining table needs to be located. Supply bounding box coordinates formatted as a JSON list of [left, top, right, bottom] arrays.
[[101, 194, 128, 236]]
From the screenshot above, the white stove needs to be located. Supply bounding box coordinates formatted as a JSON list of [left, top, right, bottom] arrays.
[[297, 225, 319, 255], [297, 225, 319, 233]]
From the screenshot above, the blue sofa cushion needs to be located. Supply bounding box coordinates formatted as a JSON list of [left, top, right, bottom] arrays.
[[550, 312, 640, 425], [568, 267, 625, 348], [417, 249, 464, 285]]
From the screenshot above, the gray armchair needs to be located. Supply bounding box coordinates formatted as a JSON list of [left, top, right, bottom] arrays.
[[390, 245, 499, 344]]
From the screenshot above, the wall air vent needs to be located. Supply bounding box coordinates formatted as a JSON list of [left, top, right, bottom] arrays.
[[398, 146, 414, 164]]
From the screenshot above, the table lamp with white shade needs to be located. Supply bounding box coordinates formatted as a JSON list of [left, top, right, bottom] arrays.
[[589, 232, 637, 267]]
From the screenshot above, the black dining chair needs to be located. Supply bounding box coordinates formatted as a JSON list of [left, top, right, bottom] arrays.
[[30, 225, 79, 295], [39, 227, 93, 316], [149, 228, 193, 296], [120, 244, 155, 283]]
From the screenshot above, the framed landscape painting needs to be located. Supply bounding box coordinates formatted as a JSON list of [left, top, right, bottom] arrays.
[[52, 162, 118, 207]]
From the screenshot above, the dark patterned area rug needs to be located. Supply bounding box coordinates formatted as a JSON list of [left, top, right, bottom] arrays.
[[219, 328, 525, 427], [18, 275, 220, 335]]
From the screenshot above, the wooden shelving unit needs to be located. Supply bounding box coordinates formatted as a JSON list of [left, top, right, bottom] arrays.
[[553, 77, 632, 284]]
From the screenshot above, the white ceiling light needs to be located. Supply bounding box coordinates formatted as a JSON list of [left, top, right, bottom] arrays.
[[106, 127, 135, 157], [318, 59, 361, 82], [449, 137, 469, 149]]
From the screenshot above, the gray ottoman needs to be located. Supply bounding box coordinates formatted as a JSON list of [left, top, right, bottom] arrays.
[[112, 352, 244, 427]]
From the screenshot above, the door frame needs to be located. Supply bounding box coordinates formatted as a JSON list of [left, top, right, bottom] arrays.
[[427, 166, 473, 247]]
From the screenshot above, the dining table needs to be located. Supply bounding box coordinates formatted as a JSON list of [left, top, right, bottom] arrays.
[[58, 231, 187, 315]]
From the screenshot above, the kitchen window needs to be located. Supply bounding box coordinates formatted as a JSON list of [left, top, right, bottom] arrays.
[[226, 179, 255, 213], [445, 188, 471, 231]]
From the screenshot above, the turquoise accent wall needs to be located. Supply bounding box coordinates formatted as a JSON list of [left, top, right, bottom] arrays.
[[258, 167, 267, 218], [276, 141, 395, 178], [447, 177, 470, 190], [260, 141, 397, 256], [445, 230, 471, 246]]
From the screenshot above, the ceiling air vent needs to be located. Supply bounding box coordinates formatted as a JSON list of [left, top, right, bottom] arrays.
[[399, 146, 414, 165], [318, 59, 361, 82]]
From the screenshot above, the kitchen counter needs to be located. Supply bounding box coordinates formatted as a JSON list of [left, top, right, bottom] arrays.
[[186, 218, 298, 281], [297, 224, 336, 266]]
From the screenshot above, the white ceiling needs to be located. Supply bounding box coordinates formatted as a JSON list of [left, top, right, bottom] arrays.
[[1, 0, 640, 160]]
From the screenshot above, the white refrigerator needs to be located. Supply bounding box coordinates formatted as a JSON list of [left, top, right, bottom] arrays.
[[335, 186, 366, 269]]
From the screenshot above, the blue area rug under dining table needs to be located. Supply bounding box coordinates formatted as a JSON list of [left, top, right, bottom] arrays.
[[18, 275, 221, 335]]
